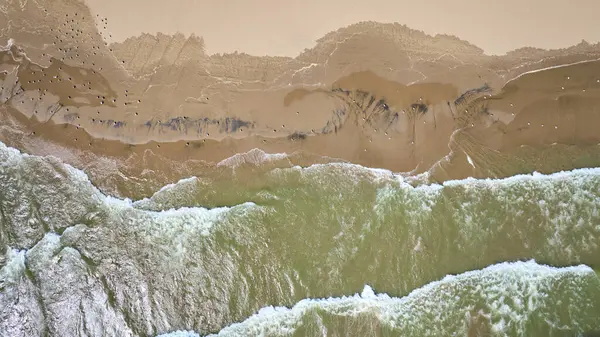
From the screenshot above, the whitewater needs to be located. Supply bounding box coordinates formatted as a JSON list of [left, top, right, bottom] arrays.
[[1, 140, 600, 336]]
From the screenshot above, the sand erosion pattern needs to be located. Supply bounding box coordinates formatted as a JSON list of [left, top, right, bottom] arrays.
[[2, 0, 600, 191]]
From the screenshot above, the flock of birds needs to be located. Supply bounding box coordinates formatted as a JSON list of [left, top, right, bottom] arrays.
[[10, 9, 150, 144]]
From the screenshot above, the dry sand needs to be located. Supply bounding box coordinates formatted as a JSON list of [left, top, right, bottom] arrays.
[[83, 0, 600, 57], [2, 0, 600, 198]]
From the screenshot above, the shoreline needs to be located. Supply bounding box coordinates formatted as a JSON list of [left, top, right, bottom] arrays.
[[2, 2, 600, 198]]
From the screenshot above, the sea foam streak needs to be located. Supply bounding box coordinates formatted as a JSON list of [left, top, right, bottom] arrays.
[[156, 261, 600, 337], [1, 141, 262, 336], [216, 148, 289, 168]]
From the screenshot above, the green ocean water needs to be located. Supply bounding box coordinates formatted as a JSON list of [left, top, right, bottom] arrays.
[[1, 141, 600, 337]]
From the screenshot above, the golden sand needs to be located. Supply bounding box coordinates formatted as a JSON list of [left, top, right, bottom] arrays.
[[2, 0, 600, 197]]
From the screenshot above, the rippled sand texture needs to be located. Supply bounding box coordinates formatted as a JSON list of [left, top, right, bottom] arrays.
[[1, 0, 600, 199]]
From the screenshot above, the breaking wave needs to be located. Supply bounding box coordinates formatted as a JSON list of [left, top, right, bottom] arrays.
[[1, 140, 600, 336], [159, 261, 600, 337]]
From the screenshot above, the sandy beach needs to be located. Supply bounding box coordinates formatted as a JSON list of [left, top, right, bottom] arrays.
[[83, 0, 600, 57], [2, 0, 600, 197], [4, 2, 600, 337]]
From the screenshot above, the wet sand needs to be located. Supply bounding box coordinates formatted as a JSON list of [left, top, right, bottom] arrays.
[[2, 0, 600, 197]]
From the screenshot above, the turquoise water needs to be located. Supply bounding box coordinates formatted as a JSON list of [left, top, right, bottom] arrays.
[[1, 141, 600, 336]]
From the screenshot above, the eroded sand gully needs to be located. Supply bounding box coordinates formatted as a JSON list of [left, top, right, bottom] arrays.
[[2, 0, 600, 197]]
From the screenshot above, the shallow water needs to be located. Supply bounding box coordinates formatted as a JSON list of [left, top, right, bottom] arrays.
[[1, 140, 600, 336]]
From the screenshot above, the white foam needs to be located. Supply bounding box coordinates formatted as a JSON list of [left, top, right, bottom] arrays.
[[156, 331, 200, 337], [0, 141, 259, 241], [287, 158, 600, 193], [154, 177, 199, 195], [0, 249, 27, 284], [5, 133, 600, 206], [440, 167, 600, 189], [217, 148, 289, 168], [466, 153, 476, 168], [413, 236, 423, 252], [0, 141, 249, 209], [1, 142, 599, 336], [0, 38, 15, 52], [295, 162, 400, 186], [360, 285, 376, 299], [204, 261, 595, 337], [0, 37, 51, 68], [104, 195, 258, 247], [133, 176, 200, 209], [2, 140, 599, 250], [504, 58, 600, 86]]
